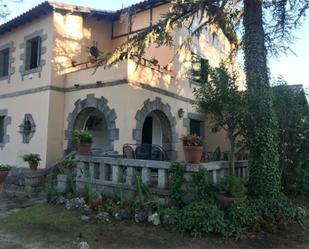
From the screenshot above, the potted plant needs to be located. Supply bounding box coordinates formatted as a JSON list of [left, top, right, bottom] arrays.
[[0, 164, 11, 184], [73, 130, 93, 155], [22, 153, 41, 171], [61, 156, 75, 175], [217, 176, 247, 206], [180, 134, 203, 164]]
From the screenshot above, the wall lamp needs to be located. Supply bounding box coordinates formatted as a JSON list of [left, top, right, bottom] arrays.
[[178, 108, 185, 118]]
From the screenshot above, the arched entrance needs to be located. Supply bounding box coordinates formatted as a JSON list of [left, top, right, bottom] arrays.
[[73, 108, 110, 152], [133, 98, 178, 160], [65, 94, 119, 154]]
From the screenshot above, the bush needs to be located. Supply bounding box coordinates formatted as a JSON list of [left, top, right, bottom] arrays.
[[61, 156, 75, 169], [0, 164, 11, 171], [219, 176, 246, 198], [169, 161, 186, 208], [22, 154, 41, 164], [191, 168, 215, 201], [169, 201, 225, 237], [73, 130, 93, 143]]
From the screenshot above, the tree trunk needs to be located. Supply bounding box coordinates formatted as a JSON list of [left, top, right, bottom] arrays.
[[243, 0, 280, 197], [229, 135, 236, 176]]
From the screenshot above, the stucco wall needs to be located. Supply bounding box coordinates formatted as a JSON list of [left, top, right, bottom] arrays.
[[0, 91, 50, 167]]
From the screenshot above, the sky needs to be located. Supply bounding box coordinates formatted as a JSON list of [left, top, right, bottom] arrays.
[[3, 0, 309, 90]]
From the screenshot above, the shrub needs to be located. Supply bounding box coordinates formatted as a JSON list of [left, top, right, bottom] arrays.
[[180, 134, 203, 146], [61, 156, 75, 169], [169, 161, 186, 207], [0, 164, 11, 171], [191, 168, 215, 201], [219, 176, 247, 198], [169, 201, 225, 237], [22, 153, 41, 164], [73, 130, 93, 144]]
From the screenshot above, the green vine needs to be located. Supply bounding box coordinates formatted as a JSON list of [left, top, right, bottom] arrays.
[[169, 161, 186, 208]]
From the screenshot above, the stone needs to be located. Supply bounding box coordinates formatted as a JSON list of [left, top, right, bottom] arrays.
[[114, 210, 131, 221], [161, 214, 170, 225], [95, 212, 111, 222], [72, 197, 86, 208], [65, 199, 73, 210], [56, 196, 66, 205], [80, 215, 91, 222], [148, 212, 161, 226], [134, 210, 148, 223], [77, 241, 90, 249]]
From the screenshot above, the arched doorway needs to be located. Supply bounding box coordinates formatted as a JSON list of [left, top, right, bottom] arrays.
[[133, 98, 178, 160], [65, 94, 119, 154], [73, 108, 110, 153]]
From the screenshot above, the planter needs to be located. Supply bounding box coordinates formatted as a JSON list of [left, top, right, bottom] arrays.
[[63, 167, 72, 175], [0, 171, 9, 184], [29, 163, 39, 171], [183, 146, 203, 164], [217, 194, 247, 206], [78, 142, 92, 155]]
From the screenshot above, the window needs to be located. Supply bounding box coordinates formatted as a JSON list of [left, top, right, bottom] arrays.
[[0, 48, 9, 77], [25, 36, 41, 70], [19, 114, 36, 144], [191, 53, 209, 84], [190, 119, 202, 137], [0, 116, 4, 143]]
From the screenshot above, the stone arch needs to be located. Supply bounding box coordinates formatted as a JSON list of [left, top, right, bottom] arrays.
[[65, 94, 119, 152], [133, 97, 178, 160]]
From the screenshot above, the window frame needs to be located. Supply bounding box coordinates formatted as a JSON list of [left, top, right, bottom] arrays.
[[190, 52, 209, 85], [0, 42, 14, 82], [25, 36, 42, 71], [19, 30, 47, 79], [0, 109, 11, 147], [19, 114, 36, 144]]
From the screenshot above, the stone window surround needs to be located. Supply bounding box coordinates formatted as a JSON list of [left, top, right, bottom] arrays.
[[0, 41, 15, 83], [19, 29, 47, 80], [0, 109, 11, 147], [183, 112, 207, 134], [19, 113, 36, 144]]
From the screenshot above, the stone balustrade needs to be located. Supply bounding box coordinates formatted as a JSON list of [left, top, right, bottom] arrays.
[[201, 160, 249, 184], [57, 155, 249, 200], [74, 155, 171, 199]]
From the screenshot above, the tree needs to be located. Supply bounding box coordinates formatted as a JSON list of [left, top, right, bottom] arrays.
[[194, 62, 245, 175], [272, 78, 309, 195], [97, 0, 308, 198]]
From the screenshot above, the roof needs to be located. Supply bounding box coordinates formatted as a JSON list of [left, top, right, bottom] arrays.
[[0, 0, 171, 36]]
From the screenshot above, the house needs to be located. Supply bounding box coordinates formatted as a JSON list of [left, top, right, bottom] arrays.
[[0, 0, 236, 167]]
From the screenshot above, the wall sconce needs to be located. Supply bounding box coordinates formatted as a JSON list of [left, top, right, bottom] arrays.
[[178, 108, 185, 118]]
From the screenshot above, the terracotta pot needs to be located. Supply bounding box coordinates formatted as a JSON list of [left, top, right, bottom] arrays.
[[217, 194, 247, 206], [183, 146, 203, 164], [0, 171, 9, 184], [29, 163, 38, 171], [78, 142, 92, 155], [63, 167, 72, 175]]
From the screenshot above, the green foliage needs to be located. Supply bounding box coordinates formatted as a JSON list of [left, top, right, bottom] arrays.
[[219, 176, 247, 198], [133, 172, 155, 209], [169, 201, 226, 237], [272, 79, 309, 195], [194, 62, 246, 175], [191, 168, 214, 201], [0, 164, 11, 171], [191, 53, 209, 84], [43, 184, 60, 203], [61, 156, 75, 169], [179, 134, 203, 146], [169, 161, 186, 208], [67, 175, 77, 196], [73, 130, 93, 143], [116, 190, 126, 209], [85, 177, 96, 203], [22, 153, 41, 164]]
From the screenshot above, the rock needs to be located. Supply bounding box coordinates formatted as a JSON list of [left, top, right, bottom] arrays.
[[134, 210, 148, 223], [115, 210, 131, 221], [82, 204, 90, 213], [148, 212, 161, 226], [80, 215, 91, 222], [161, 214, 170, 225], [77, 241, 90, 249], [56, 196, 66, 205], [72, 197, 86, 209], [95, 212, 111, 222], [65, 199, 73, 210]]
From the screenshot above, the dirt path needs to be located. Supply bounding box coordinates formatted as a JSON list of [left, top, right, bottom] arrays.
[[0, 195, 308, 249]]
